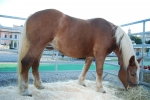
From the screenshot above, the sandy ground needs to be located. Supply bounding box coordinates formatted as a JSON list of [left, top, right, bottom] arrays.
[[0, 80, 123, 100]]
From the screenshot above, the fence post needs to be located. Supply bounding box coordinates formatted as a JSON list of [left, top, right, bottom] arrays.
[[55, 51, 58, 71], [140, 21, 145, 82]]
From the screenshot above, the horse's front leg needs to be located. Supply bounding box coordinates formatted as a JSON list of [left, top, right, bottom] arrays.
[[78, 57, 94, 86], [95, 55, 106, 93]]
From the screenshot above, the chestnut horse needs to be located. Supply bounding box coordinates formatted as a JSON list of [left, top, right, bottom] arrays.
[[18, 9, 142, 96]]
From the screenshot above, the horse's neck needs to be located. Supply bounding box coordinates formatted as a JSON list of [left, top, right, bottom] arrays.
[[120, 51, 127, 70], [114, 46, 125, 69]]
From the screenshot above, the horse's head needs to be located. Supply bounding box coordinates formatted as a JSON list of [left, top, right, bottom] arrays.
[[118, 55, 142, 90]]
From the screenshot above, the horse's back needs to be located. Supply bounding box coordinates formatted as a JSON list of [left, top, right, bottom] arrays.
[[25, 9, 117, 58]]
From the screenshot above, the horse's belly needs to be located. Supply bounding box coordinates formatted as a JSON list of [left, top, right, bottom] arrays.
[[49, 38, 92, 58]]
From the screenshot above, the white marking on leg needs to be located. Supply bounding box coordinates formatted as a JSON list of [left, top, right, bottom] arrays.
[[78, 75, 85, 85], [33, 76, 44, 89], [78, 65, 86, 86], [78, 57, 93, 86], [19, 75, 31, 96], [96, 74, 105, 93], [21, 88, 31, 96]]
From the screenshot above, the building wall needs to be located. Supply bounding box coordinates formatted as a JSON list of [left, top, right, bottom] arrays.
[[0, 27, 21, 49]]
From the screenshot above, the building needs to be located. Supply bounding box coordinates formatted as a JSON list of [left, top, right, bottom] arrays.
[[0, 25, 22, 49]]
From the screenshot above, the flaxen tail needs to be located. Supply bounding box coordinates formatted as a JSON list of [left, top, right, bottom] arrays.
[[18, 22, 29, 84]]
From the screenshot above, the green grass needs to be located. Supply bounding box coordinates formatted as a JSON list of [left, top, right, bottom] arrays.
[[0, 63, 119, 72], [0, 56, 149, 72]]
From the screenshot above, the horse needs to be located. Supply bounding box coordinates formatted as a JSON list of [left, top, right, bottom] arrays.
[[18, 9, 142, 96]]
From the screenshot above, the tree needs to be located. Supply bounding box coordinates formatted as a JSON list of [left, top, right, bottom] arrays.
[[129, 35, 142, 44], [145, 40, 150, 44]]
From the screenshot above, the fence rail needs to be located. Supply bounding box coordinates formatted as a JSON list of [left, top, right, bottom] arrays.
[[0, 15, 26, 20], [121, 18, 150, 27]]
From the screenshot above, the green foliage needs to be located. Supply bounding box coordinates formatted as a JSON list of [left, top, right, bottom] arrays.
[[129, 35, 142, 44], [145, 40, 150, 44]]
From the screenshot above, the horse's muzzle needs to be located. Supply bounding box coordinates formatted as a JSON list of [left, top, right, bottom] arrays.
[[127, 81, 139, 88]]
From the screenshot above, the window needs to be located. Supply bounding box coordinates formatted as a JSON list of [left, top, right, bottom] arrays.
[[5, 35, 7, 38], [15, 35, 17, 39], [10, 35, 12, 38]]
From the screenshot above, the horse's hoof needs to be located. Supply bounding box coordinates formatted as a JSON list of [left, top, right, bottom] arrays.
[[83, 84, 86, 87], [78, 82, 86, 87], [37, 84, 45, 90], [20, 89, 32, 97], [100, 90, 106, 93], [27, 94, 32, 97], [102, 91, 106, 93], [96, 87, 106, 93], [23, 94, 32, 97], [34, 83, 45, 90]]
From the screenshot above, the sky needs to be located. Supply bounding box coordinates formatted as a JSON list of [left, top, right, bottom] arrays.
[[0, 0, 150, 33]]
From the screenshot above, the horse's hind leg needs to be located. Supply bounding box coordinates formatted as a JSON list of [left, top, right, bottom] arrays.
[[32, 53, 44, 89], [19, 44, 46, 96], [78, 57, 94, 86]]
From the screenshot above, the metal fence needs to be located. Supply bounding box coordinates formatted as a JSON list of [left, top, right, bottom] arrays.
[[0, 14, 149, 87]]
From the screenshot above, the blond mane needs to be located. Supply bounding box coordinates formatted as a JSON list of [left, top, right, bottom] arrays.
[[115, 26, 137, 69]]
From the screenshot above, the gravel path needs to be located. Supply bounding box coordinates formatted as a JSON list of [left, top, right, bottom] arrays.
[[0, 71, 93, 87], [0, 70, 122, 87]]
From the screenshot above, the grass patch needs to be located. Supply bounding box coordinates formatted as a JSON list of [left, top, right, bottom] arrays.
[[0, 63, 119, 72]]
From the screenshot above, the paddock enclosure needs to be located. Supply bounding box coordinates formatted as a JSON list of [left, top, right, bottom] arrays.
[[0, 13, 150, 100]]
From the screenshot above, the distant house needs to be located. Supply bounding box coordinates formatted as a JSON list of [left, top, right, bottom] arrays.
[[0, 25, 22, 49]]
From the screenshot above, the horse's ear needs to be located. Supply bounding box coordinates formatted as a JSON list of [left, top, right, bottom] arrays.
[[137, 57, 143, 64], [129, 55, 135, 66]]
